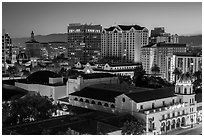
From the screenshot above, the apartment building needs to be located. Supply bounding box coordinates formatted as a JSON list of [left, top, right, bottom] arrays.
[[141, 43, 187, 78], [101, 25, 149, 63], [166, 53, 202, 82]]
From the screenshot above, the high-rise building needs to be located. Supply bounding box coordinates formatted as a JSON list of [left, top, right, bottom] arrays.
[[141, 43, 187, 79], [166, 53, 202, 82], [67, 23, 102, 63], [25, 31, 41, 59], [102, 25, 149, 63], [2, 32, 12, 73], [150, 27, 179, 44]]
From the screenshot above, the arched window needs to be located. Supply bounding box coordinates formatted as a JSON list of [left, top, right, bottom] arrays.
[[79, 98, 84, 102], [178, 87, 181, 93], [111, 104, 115, 108], [184, 88, 187, 94], [91, 100, 95, 104], [190, 88, 191, 94], [74, 98, 78, 101], [122, 98, 125, 103], [85, 99, 89, 103], [104, 103, 109, 107], [98, 102, 102, 106]]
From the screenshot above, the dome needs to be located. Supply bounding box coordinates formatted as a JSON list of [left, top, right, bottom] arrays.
[[26, 70, 61, 84], [177, 73, 192, 84], [3, 84, 28, 101]]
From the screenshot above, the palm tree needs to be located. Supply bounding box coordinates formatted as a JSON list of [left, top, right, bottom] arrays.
[[151, 64, 160, 76], [173, 68, 182, 82]]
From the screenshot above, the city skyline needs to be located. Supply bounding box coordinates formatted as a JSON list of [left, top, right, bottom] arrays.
[[2, 2, 202, 38]]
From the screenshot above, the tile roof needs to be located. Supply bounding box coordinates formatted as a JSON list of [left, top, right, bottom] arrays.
[[71, 73, 117, 79], [125, 87, 176, 103], [142, 43, 186, 48], [69, 86, 124, 102], [157, 43, 186, 48], [104, 26, 119, 31], [107, 62, 142, 67], [118, 25, 144, 30]]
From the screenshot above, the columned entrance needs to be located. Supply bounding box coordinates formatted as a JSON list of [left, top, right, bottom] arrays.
[[161, 122, 166, 132], [166, 121, 171, 131], [176, 118, 181, 128], [181, 117, 186, 126], [171, 119, 176, 129]]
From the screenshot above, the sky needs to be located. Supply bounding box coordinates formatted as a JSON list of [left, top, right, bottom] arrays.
[[2, 2, 202, 38]]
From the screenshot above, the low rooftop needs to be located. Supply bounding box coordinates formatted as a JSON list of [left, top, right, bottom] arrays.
[[70, 73, 117, 79], [125, 87, 176, 103]]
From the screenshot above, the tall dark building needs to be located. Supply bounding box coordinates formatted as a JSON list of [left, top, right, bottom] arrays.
[[2, 32, 12, 74], [67, 23, 102, 63], [25, 31, 41, 58]]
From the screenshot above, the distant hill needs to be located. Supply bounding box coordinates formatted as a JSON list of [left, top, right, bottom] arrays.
[[12, 33, 202, 47], [12, 33, 67, 47], [179, 34, 202, 47]]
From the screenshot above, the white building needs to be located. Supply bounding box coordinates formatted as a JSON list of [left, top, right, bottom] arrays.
[[101, 25, 149, 63], [59, 73, 200, 135], [74, 62, 142, 78], [141, 43, 187, 79], [15, 71, 67, 103], [166, 53, 202, 82]]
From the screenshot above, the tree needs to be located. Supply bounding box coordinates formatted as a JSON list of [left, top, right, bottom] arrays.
[[121, 116, 145, 135], [3, 93, 57, 127], [151, 64, 160, 75], [173, 68, 182, 82], [7, 66, 18, 79], [133, 66, 146, 87]]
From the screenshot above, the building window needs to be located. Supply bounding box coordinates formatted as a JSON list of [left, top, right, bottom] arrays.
[[178, 87, 181, 93], [183, 110, 185, 115], [172, 113, 175, 117], [163, 101, 165, 106], [104, 103, 109, 107], [111, 104, 115, 108], [178, 111, 180, 116], [162, 115, 165, 120], [172, 99, 175, 104], [98, 102, 102, 106], [122, 98, 125, 102], [168, 114, 170, 119], [91, 100, 95, 104], [152, 103, 155, 109], [179, 99, 182, 103], [184, 88, 187, 94], [140, 105, 143, 110]]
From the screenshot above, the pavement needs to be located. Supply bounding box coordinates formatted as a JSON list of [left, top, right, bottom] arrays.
[[166, 123, 202, 135]]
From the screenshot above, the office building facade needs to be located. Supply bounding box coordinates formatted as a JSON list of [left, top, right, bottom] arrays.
[[166, 53, 202, 82], [67, 23, 102, 63], [141, 43, 187, 78], [101, 25, 149, 63], [150, 27, 179, 44]]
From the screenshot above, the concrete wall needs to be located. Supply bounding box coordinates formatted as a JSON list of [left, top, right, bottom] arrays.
[[67, 76, 119, 94], [15, 82, 66, 103], [69, 95, 116, 114]]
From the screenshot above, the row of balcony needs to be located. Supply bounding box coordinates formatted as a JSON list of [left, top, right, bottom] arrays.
[[143, 102, 188, 114]]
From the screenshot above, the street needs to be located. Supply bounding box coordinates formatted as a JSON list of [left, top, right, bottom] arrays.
[[167, 123, 202, 135], [177, 124, 202, 135]]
